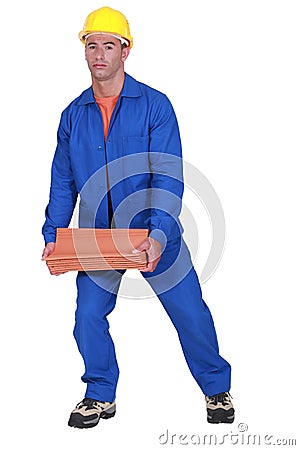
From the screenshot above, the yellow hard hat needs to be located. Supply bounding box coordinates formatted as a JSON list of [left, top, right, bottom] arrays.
[[79, 6, 133, 48]]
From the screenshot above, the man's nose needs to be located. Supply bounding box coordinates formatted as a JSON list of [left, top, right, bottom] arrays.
[[95, 48, 105, 60]]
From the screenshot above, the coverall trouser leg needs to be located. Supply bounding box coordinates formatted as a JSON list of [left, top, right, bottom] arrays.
[[74, 270, 123, 402], [142, 237, 231, 397], [73, 237, 231, 401]]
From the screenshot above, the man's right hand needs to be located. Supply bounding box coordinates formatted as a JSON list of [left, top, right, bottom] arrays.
[[41, 242, 56, 261], [42, 242, 66, 275]]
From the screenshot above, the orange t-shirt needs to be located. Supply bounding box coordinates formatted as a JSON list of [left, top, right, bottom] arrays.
[[95, 95, 119, 140]]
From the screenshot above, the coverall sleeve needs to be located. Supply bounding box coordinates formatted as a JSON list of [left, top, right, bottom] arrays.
[[42, 111, 78, 244], [147, 94, 184, 247]]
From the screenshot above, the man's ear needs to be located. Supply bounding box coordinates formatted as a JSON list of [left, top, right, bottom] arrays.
[[121, 46, 130, 62]]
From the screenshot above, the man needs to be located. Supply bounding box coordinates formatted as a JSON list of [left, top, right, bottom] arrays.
[[42, 6, 234, 428]]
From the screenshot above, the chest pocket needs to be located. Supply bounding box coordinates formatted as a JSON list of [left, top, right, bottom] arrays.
[[120, 135, 151, 183], [122, 135, 149, 155]]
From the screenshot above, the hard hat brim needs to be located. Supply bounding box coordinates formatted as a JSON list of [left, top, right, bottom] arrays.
[[78, 30, 132, 48]]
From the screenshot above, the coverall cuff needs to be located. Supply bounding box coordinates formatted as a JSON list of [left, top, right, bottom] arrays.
[[149, 229, 167, 251], [43, 233, 56, 245]]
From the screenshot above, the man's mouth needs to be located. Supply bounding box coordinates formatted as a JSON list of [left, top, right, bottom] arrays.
[[93, 63, 107, 69]]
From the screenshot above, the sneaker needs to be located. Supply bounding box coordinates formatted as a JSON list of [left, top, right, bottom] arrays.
[[68, 398, 116, 428], [205, 392, 234, 424]]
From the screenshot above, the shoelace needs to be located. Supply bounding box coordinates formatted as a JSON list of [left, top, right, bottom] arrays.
[[77, 398, 100, 410], [208, 392, 231, 406]]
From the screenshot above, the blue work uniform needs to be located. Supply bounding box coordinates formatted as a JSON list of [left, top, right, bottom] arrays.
[[42, 73, 231, 401]]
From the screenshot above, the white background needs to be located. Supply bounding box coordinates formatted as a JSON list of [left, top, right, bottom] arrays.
[[1, 0, 299, 448]]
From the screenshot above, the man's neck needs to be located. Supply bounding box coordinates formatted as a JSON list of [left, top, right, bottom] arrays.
[[92, 73, 125, 98]]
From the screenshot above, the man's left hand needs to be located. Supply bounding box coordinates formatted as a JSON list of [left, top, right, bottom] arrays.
[[133, 237, 162, 272]]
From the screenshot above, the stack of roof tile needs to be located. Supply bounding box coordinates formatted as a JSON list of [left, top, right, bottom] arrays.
[[46, 228, 148, 275]]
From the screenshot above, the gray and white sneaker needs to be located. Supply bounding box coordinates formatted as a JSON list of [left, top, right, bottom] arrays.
[[68, 398, 116, 428], [205, 392, 234, 424]]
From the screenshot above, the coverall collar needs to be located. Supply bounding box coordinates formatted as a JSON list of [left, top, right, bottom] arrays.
[[77, 73, 142, 105]]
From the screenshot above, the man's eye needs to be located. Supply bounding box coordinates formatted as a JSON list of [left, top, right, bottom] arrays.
[[105, 45, 113, 50], [88, 45, 96, 50]]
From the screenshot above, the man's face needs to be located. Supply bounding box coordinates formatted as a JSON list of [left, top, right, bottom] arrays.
[[85, 34, 130, 82]]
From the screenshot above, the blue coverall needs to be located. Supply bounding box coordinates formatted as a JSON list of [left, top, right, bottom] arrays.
[[42, 73, 231, 401]]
